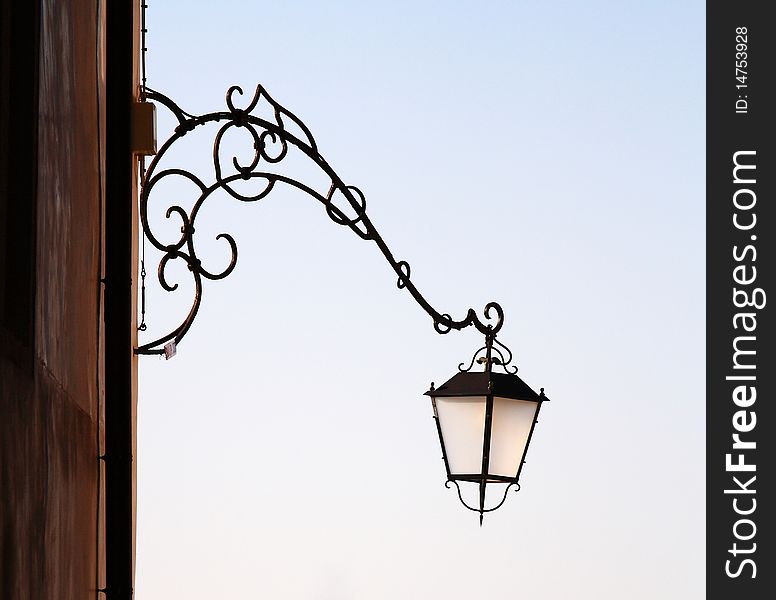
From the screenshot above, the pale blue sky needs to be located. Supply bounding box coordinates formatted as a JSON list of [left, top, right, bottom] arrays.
[[136, 2, 704, 598]]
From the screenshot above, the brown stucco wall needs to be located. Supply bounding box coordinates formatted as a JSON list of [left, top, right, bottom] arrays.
[[0, 0, 106, 598], [0, 365, 99, 599]]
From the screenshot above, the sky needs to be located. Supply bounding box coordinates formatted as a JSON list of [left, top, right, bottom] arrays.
[[136, 2, 705, 598]]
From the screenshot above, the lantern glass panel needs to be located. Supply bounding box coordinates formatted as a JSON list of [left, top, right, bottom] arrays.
[[435, 395, 486, 474], [488, 397, 538, 478]]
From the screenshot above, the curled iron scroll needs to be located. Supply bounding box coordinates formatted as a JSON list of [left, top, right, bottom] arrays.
[[136, 85, 507, 355], [458, 336, 518, 374], [445, 480, 520, 522]]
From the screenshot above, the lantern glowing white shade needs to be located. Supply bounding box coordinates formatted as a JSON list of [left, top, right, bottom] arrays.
[[425, 371, 546, 493]]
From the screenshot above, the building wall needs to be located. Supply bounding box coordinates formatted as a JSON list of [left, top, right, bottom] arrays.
[[1, 0, 107, 598]]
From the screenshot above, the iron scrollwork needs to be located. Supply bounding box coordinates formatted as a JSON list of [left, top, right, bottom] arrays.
[[136, 85, 507, 356], [457, 335, 519, 375], [445, 480, 520, 517]]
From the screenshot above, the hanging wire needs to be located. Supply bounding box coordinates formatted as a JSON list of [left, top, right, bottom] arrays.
[[138, 227, 147, 331], [141, 1, 148, 100], [138, 149, 148, 333], [138, 0, 149, 332]]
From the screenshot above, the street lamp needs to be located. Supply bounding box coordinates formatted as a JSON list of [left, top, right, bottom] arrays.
[[135, 84, 549, 520], [427, 331, 547, 524]]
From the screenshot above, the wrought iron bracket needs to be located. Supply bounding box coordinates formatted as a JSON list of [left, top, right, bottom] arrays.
[[445, 480, 520, 526], [135, 85, 508, 356]]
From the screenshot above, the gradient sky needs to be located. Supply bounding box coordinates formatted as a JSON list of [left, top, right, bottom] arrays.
[[136, 2, 705, 598]]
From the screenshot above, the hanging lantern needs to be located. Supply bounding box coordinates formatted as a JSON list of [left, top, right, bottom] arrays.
[[426, 340, 547, 524]]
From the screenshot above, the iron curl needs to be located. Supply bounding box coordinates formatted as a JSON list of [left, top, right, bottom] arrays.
[[136, 85, 512, 356]]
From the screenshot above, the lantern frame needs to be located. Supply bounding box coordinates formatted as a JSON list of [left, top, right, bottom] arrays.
[[426, 335, 548, 523]]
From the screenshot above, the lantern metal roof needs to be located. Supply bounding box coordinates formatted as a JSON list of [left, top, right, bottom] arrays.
[[426, 371, 547, 402]]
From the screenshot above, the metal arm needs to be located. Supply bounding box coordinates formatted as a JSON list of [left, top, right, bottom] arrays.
[[136, 85, 506, 356]]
